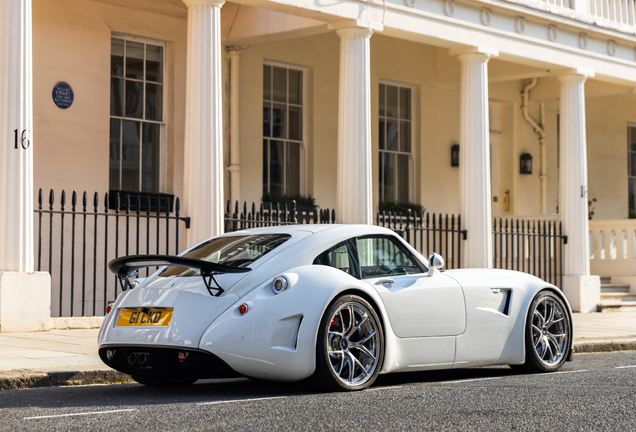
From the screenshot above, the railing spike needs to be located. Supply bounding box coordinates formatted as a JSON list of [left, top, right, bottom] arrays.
[[49, 189, 55, 207], [61, 190, 66, 209], [82, 191, 87, 211], [38, 188, 43, 207], [94, 192, 99, 211], [104, 192, 109, 213]]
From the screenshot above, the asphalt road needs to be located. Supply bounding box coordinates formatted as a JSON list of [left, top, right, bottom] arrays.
[[1, 351, 635, 431]]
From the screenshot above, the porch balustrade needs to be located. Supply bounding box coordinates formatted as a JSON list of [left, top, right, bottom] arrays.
[[589, 219, 636, 277], [512, 0, 636, 29], [589, 0, 636, 26]]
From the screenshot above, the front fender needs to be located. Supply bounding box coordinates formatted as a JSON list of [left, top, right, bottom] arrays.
[[198, 265, 393, 381]]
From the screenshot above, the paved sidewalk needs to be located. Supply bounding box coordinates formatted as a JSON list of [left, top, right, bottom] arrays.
[[1, 312, 635, 390]]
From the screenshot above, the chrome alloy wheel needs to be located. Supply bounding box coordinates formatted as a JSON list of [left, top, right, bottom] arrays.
[[326, 302, 380, 387], [531, 296, 569, 366]]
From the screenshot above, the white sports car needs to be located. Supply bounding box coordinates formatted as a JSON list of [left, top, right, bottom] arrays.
[[99, 224, 573, 391]]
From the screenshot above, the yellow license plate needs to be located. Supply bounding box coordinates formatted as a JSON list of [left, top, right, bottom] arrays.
[[116, 309, 173, 327]]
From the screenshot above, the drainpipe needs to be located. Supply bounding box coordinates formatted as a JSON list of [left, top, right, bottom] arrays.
[[521, 78, 547, 214]]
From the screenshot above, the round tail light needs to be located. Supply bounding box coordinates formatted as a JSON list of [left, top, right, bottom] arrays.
[[106, 303, 114, 314], [238, 304, 248, 315]]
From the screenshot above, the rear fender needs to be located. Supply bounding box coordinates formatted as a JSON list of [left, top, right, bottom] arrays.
[[198, 265, 397, 381]]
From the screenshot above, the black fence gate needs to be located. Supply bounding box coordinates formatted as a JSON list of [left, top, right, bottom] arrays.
[[376, 211, 467, 269], [492, 217, 567, 288], [224, 201, 336, 232], [35, 189, 190, 317]]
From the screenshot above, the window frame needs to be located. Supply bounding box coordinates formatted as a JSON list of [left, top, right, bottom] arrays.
[[262, 60, 307, 197], [110, 33, 167, 194], [355, 234, 427, 279], [378, 79, 415, 204], [312, 239, 360, 279]]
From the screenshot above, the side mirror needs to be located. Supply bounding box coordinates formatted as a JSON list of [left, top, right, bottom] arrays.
[[428, 253, 445, 277]]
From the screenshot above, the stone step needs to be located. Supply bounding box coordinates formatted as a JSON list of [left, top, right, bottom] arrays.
[[600, 292, 636, 302], [601, 283, 631, 293], [600, 276, 612, 284], [598, 302, 636, 312]]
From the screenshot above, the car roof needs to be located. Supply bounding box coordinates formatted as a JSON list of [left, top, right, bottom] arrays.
[[222, 224, 396, 237]]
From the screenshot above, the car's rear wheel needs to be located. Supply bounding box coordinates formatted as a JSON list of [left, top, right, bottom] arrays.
[[131, 375, 198, 387], [515, 290, 571, 373], [314, 295, 384, 391]]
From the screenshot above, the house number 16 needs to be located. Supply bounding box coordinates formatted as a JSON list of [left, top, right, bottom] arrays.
[[14, 129, 30, 150]]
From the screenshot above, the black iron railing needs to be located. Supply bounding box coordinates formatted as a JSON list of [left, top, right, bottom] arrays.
[[376, 211, 467, 269], [492, 218, 567, 288], [35, 189, 190, 317], [224, 201, 336, 233]]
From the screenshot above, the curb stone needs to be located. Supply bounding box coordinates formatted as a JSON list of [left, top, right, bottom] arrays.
[[1, 339, 635, 390], [573, 338, 636, 354], [0, 370, 133, 391]]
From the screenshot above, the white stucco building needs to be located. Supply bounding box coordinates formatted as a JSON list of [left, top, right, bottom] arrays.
[[2, 0, 636, 331]]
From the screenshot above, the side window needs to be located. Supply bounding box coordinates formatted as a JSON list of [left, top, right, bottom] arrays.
[[356, 236, 423, 279], [313, 241, 358, 277]]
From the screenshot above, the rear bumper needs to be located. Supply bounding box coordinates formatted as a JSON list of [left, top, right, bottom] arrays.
[[99, 345, 243, 379]]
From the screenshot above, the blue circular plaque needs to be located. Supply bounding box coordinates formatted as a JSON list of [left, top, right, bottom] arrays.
[[52, 82, 74, 109]]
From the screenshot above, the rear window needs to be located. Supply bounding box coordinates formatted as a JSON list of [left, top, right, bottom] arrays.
[[161, 234, 291, 277]]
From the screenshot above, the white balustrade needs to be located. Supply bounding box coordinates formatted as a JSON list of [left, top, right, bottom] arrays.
[[589, 0, 636, 26], [589, 219, 636, 277]]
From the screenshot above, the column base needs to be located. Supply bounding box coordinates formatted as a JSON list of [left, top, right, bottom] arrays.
[[0, 272, 51, 332], [562, 275, 600, 313]]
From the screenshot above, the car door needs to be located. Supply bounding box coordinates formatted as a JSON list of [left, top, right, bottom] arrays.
[[356, 235, 466, 338]]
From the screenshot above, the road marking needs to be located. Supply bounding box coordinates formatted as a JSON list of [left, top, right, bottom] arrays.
[[441, 376, 504, 384], [25, 409, 135, 420], [368, 385, 402, 391], [616, 365, 636, 369], [197, 396, 287, 406], [551, 369, 587, 374]]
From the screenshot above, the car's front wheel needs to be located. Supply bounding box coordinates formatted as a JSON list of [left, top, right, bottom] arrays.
[[314, 295, 384, 391], [515, 290, 571, 373], [131, 375, 198, 388]]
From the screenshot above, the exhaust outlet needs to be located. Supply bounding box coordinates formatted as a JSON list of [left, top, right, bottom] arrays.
[[137, 353, 147, 365], [127, 353, 138, 365]]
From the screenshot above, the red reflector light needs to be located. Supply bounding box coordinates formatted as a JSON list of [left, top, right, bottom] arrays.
[[238, 304, 248, 315], [106, 304, 113, 314], [178, 352, 187, 362]]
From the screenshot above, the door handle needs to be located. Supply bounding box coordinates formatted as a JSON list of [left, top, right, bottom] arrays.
[[375, 278, 395, 287]]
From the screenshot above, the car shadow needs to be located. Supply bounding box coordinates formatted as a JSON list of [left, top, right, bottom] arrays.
[[0, 366, 531, 411]]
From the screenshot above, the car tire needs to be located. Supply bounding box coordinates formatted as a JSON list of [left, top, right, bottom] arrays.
[[514, 290, 571, 373], [313, 294, 384, 391], [131, 375, 198, 388]]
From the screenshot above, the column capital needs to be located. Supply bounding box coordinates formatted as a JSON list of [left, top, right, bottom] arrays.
[[225, 45, 249, 56], [182, 0, 224, 8], [450, 45, 499, 61], [328, 19, 383, 37], [554, 67, 594, 82]]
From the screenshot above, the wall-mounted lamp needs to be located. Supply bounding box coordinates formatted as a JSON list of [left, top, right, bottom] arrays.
[[451, 144, 460, 167], [520, 153, 533, 175]]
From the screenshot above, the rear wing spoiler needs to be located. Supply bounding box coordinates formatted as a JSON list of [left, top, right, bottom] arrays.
[[108, 255, 251, 297]]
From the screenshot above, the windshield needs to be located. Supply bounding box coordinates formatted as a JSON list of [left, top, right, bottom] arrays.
[[161, 234, 291, 277]]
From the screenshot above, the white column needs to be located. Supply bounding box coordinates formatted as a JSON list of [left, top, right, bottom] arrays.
[[557, 68, 600, 312], [183, 0, 225, 246], [0, 0, 33, 272], [0, 0, 50, 332], [331, 20, 382, 225], [450, 46, 498, 268], [227, 47, 242, 206]]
